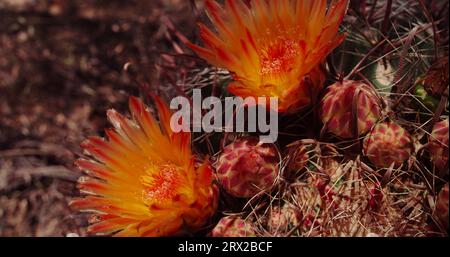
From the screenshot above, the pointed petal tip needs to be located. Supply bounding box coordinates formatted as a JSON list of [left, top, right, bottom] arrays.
[[68, 199, 78, 209], [106, 108, 118, 118], [106, 109, 125, 130], [69, 198, 89, 210], [79, 136, 106, 152], [129, 96, 145, 116], [129, 95, 139, 102], [128, 95, 140, 108], [75, 158, 96, 171], [80, 139, 93, 150], [74, 159, 88, 169]]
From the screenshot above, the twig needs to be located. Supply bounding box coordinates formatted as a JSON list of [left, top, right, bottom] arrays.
[[0, 166, 79, 192]]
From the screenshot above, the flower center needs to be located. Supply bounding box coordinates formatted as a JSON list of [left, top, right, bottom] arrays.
[[141, 163, 182, 204], [259, 38, 300, 80]]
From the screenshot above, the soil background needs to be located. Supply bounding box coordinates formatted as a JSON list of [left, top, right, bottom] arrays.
[[0, 0, 201, 236]]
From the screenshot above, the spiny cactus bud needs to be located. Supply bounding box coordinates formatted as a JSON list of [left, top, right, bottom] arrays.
[[216, 137, 280, 198], [321, 80, 382, 139], [363, 121, 413, 168], [429, 119, 449, 174]]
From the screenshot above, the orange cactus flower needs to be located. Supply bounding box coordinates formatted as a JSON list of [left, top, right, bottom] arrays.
[[70, 96, 218, 236], [188, 0, 349, 112]]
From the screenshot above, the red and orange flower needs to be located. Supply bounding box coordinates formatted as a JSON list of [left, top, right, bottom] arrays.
[[188, 0, 349, 112], [70, 96, 218, 236]]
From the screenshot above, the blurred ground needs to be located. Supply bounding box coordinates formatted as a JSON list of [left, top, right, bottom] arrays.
[[0, 0, 201, 236]]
